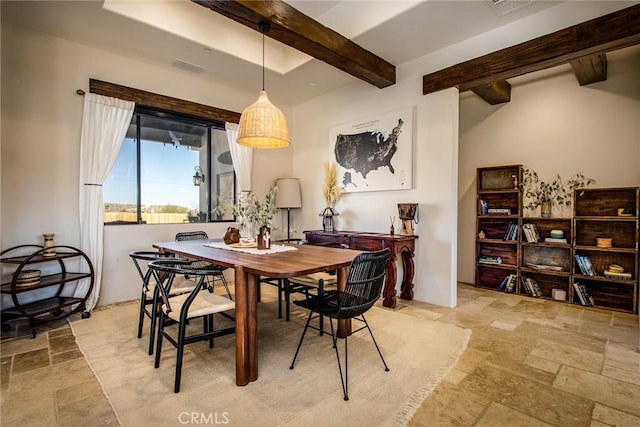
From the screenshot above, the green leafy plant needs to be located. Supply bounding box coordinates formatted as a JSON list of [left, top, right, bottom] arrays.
[[522, 167, 595, 210], [216, 186, 279, 233]]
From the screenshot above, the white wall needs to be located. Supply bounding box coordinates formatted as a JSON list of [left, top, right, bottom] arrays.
[[292, 75, 460, 308], [458, 54, 640, 284], [0, 23, 293, 305]]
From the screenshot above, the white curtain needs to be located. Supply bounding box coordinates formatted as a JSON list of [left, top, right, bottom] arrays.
[[76, 93, 135, 311], [226, 122, 253, 193]]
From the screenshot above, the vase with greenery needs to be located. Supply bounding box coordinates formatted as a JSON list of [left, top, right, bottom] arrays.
[[216, 186, 278, 246], [522, 167, 595, 217]]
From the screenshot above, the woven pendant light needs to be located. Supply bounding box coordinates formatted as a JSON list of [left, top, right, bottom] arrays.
[[237, 22, 290, 149]]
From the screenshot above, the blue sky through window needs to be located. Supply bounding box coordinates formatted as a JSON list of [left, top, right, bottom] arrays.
[[104, 138, 201, 210]]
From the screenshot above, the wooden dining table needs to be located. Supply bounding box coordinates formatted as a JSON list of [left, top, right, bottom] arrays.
[[152, 239, 362, 386]]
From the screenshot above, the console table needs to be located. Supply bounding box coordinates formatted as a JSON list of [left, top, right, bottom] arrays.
[[304, 230, 418, 308]]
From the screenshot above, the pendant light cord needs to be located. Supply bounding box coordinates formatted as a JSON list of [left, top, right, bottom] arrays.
[[258, 21, 270, 91]]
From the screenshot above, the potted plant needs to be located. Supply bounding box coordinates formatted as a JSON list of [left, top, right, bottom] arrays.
[[522, 167, 595, 217], [217, 186, 279, 248]]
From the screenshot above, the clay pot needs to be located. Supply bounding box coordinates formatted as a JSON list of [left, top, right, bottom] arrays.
[[223, 227, 240, 244]]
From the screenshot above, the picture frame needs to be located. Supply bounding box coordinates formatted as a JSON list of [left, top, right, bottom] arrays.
[[329, 106, 413, 193]]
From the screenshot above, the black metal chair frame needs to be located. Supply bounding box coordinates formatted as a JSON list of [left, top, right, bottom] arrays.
[[289, 248, 391, 401], [259, 240, 346, 323], [130, 250, 182, 355], [149, 258, 235, 393], [175, 231, 233, 300]]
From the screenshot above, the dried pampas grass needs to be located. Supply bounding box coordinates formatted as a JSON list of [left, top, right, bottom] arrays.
[[323, 162, 342, 207]]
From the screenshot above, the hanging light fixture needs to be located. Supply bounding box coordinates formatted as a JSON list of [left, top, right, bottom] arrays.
[[193, 166, 205, 186], [237, 22, 290, 149]]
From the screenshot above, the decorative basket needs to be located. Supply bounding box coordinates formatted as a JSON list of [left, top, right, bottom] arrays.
[[596, 237, 612, 248], [13, 269, 41, 288]]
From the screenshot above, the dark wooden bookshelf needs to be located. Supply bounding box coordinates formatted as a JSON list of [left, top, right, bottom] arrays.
[[475, 166, 638, 314]]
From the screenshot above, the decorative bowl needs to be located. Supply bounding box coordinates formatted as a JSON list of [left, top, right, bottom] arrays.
[[549, 230, 564, 239], [13, 269, 41, 288]]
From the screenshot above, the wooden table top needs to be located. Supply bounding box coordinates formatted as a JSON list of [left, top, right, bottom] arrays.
[[152, 239, 362, 278]]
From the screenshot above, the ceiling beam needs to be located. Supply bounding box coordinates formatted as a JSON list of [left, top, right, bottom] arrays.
[[570, 54, 608, 86], [423, 4, 640, 96], [192, 0, 396, 89], [471, 80, 511, 105], [89, 79, 241, 123]]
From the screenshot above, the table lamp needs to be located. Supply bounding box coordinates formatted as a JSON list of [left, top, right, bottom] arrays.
[[275, 178, 302, 241]]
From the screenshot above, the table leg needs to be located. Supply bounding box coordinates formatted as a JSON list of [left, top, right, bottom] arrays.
[[247, 273, 258, 382], [234, 266, 249, 386], [382, 255, 398, 308], [399, 248, 415, 300], [336, 266, 352, 338]]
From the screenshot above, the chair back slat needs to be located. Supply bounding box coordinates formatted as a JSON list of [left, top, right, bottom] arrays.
[[130, 251, 170, 294], [149, 259, 206, 316], [338, 248, 389, 317], [175, 231, 209, 241], [175, 231, 212, 269]]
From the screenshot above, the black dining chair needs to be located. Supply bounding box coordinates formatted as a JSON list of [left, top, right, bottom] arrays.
[[259, 240, 345, 322], [175, 231, 233, 300], [289, 248, 390, 401], [129, 251, 199, 355], [149, 258, 235, 393]]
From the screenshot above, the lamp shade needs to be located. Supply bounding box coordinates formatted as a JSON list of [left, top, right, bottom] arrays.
[[275, 178, 302, 209], [237, 90, 290, 149]]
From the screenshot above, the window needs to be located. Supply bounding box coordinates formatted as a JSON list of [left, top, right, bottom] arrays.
[[104, 108, 235, 224]]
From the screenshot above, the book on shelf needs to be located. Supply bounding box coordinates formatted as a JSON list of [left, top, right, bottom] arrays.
[[526, 263, 564, 272], [480, 199, 488, 215], [487, 208, 511, 215], [582, 284, 595, 306], [520, 276, 542, 297], [573, 282, 594, 306], [522, 223, 541, 243], [544, 237, 568, 244], [503, 223, 518, 241], [479, 256, 502, 265], [574, 255, 596, 276], [498, 273, 517, 293], [530, 278, 543, 297], [521, 276, 531, 295]]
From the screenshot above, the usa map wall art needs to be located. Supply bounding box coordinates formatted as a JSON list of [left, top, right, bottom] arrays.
[[329, 106, 413, 193]]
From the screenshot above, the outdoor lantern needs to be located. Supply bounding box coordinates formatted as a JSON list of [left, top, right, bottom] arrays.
[[193, 166, 205, 186]]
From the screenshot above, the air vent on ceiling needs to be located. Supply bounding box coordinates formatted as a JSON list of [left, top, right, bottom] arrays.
[[171, 59, 206, 74], [489, 0, 532, 16]]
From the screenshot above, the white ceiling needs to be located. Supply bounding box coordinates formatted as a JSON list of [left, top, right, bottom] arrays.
[[1, 1, 637, 105]]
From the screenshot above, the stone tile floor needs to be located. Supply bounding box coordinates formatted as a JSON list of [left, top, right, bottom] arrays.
[[1, 283, 638, 426]]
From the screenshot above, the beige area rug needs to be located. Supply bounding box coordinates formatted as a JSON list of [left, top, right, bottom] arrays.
[[70, 298, 470, 427]]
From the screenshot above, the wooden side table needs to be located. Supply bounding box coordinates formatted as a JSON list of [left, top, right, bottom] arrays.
[[304, 230, 418, 308]]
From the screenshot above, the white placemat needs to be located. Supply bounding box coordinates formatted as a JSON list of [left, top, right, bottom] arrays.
[[203, 241, 298, 255]]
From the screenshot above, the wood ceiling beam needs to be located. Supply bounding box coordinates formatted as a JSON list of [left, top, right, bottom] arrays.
[[570, 54, 608, 86], [423, 4, 640, 96], [471, 80, 511, 105], [192, 0, 396, 89], [90, 79, 241, 123]]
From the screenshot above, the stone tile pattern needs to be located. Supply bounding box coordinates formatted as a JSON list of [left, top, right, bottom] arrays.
[[406, 285, 640, 427], [1, 284, 638, 426], [0, 320, 118, 426]]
